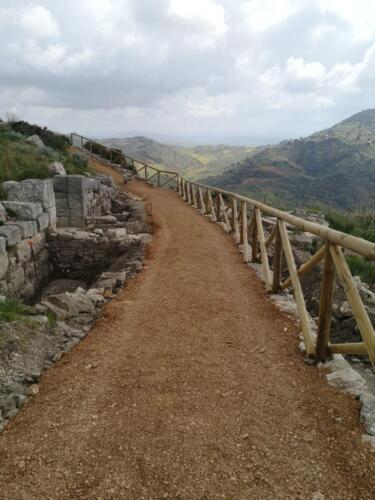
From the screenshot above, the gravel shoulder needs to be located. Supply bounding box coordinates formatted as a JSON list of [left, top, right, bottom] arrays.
[[0, 163, 375, 499]]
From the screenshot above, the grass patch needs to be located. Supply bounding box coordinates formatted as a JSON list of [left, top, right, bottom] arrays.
[[0, 124, 92, 184], [0, 299, 31, 322], [347, 255, 375, 286], [46, 310, 56, 327]]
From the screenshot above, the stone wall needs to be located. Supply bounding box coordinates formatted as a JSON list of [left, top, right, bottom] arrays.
[[48, 227, 139, 281], [0, 179, 56, 301], [53, 175, 115, 228], [0, 173, 117, 300]]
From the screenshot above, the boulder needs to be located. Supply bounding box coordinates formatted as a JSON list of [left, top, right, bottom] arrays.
[[339, 301, 353, 318], [360, 393, 375, 435], [91, 215, 117, 225], [26, 135, 45, 150], [42, 292, 96, 320], [326, 368, 366, 395], [95, 271, 126, 291], [48, 162, 66, 177], [106, 228, 127, 240]]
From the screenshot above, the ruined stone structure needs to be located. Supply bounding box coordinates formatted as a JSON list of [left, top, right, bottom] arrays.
[[53, 175, 115, 228], [0, 174, 117, 300]]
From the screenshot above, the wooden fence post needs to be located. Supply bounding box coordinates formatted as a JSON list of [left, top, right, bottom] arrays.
[[242, 202, 249, 262], [187, 182, 192, 204], [255, 208, 272, 291], [316, 243, 336, 361], [278, 220, 315, 356], [251, 209, 259, 263], [272, 224, 283, 293], [207, 190, 216, 220], [232, 198, 240, 243], [198, 188, 206, 213]]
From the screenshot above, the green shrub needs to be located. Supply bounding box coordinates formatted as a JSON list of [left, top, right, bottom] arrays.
[[8, 121, 70, 151], [325, 209, 375, 243], [0, 299, 31, 322], [347, 255, 375, 285]]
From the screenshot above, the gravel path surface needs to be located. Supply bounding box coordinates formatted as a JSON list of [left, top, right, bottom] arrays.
[[1, 164, 375, 499]]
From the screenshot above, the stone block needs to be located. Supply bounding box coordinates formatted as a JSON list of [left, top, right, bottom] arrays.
[[67, 176, 88, 194], [0, 203, 6, 223], [53, 176, 68, 193], [0, 225, 22, 247], [56, 217, 69, 227], [3, 179, 55, 209], [67, 194, 85, 210], [37, 212, 50, 231], [0, 250, 9, 279], [0, 238, 6, 253], [13, 220, 38, 238], [3, 201, 43, 220]]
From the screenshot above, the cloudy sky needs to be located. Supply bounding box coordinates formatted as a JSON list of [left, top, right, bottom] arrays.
[[1, 0, 375, 144]]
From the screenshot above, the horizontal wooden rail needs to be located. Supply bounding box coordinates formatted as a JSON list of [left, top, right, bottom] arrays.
[[177, 177, 375, 368], [70, 133, 179, 189], [71, 132, 375, 368]]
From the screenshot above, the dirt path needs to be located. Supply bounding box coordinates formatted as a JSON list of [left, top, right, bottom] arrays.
[[1, 165, 375, 499]]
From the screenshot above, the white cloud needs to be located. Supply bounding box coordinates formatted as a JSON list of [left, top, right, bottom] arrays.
[[20, 5, 60, 39], [241, 0, 299, 33], [168, 0, 227, 39], [1, 0, 375, 140], [317, 0, 375, 42], [286, 57, 326, 81]]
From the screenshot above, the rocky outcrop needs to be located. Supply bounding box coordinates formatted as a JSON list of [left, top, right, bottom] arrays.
[[26, 134, 45, 151], [48, 162, 66, 176]]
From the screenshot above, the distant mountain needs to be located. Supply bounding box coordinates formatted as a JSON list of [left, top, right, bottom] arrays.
[[101, 136, 254, 180], [101, 131, 280, 146], [204, 109, 375, 210]]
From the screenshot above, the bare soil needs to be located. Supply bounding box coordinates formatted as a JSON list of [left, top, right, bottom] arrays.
[[0, 163, 375, 499]]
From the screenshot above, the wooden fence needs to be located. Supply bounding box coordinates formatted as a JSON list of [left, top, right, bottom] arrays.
[[178, 178, 375, 368], [71, 133, 375, 368], [71, 133, 178, 189]]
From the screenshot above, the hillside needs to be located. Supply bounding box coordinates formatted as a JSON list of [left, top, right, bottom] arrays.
[[203, 109, 375, 210], [0, 120, 91, 185], [101, 136, 254, 180]]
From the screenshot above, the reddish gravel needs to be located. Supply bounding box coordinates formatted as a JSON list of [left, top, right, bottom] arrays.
[[0, 162, 375, 499]]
